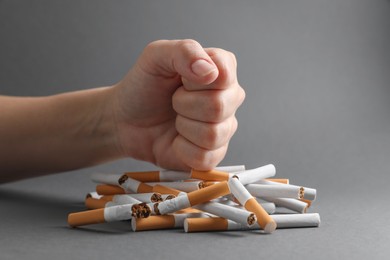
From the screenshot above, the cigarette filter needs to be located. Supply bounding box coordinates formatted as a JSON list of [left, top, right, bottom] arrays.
[[131, 212, 208, 231], [264, 197, 308, 213], [190, 169, 231, 181], [68, 204, 135, 227], [141, 182, 231, 217], [245, 184, 304, 199], [184, 213, 320, 232], [152, 184, 186, 197], [118, 175, 154, 193], [228, 177, 276, 233], [85, 197, 118, 209], [96, 184, 126, 195], [194, 201, 257, 227], [233, 164, 276, 185]]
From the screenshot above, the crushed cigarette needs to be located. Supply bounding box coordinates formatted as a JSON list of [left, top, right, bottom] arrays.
[[68, 164, 320, 235]]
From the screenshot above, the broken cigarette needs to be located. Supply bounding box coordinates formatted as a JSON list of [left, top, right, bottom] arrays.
[[245, 184, 304, 199], [228, 177, 276, 233], [194, 201, 257, 227], [257, 180, 316, 201], [131, 213, 208, 231], [135, 182, 231, 217], [184, 213, 320, 232], [118, 175, 154, 193], [264, 197, 308, 213], [233, 164, 276, 185], [68, 204, 136, 227]]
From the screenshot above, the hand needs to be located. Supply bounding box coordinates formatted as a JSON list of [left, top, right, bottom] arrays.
[[111, 39, 245, 171]]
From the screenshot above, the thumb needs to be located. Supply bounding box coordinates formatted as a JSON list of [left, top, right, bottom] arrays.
[[141, 39, 219, 86]]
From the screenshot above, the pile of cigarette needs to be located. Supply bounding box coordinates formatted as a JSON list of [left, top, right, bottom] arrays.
[[68, 164, 320, 233]]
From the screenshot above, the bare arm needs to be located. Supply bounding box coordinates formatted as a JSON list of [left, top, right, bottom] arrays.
[[0, 87, 122, 182]]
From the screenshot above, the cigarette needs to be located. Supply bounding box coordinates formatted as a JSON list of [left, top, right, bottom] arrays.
[[68, 204, 135, 227], [112, 193, 158, 204], [233, 164, 276, 185], [145, 181, 204, 192], [194, 201, 257, 227], [228, 177, 276, 233], [215, 165, 246, 173], [152, 184, 187, 197], [263, 197, 308, 213], [245, 184, 304, 199], [257, 180, 316, 201], [131, 213, 208, 231], [96, 184, 126, 195], [190, 169, 231, 181], [118, 175, 154, 193], [137, 182, 231, 217], [184, 213, 320, 232]]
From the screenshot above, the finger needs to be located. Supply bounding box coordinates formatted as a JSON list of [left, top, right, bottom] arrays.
[[172, 84, 245, 123], [181, 48, 238, 91], [172, 135, 229, 171], [140, 39, 219, 85], [175, 115, 238, 150]]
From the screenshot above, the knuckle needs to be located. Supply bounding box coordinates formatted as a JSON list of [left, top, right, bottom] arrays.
[[203, 124, 220, 149], [238, 85, 246, 105], [176, 39, 201, 52], [207, 94, 226, 122], [191, 150, 220, 171]]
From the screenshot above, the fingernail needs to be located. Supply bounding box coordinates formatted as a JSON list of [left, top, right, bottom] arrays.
[[191, 59, 216, 77]]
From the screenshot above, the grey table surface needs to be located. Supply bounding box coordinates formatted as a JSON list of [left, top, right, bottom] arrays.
[[1, 0, 390, 259]]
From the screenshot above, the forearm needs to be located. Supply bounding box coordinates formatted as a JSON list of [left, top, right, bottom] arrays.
[[0, 87, 123, 183]]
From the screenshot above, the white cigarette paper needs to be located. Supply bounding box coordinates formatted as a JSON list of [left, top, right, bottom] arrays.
[[103, 204, 135, 222], [257, 180, 316, 201], [194, 202, 257, 227], [215, 165, 246, 173], [264, 197, 308, 213], [233, 164, 276, 185], [246, 184, 303, 199]]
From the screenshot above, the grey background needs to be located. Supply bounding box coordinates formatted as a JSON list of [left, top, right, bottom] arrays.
[[1, 0, 390, 259]]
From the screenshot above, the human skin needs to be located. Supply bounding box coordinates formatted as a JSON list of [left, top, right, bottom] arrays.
[[0, 39, 245, 183]]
